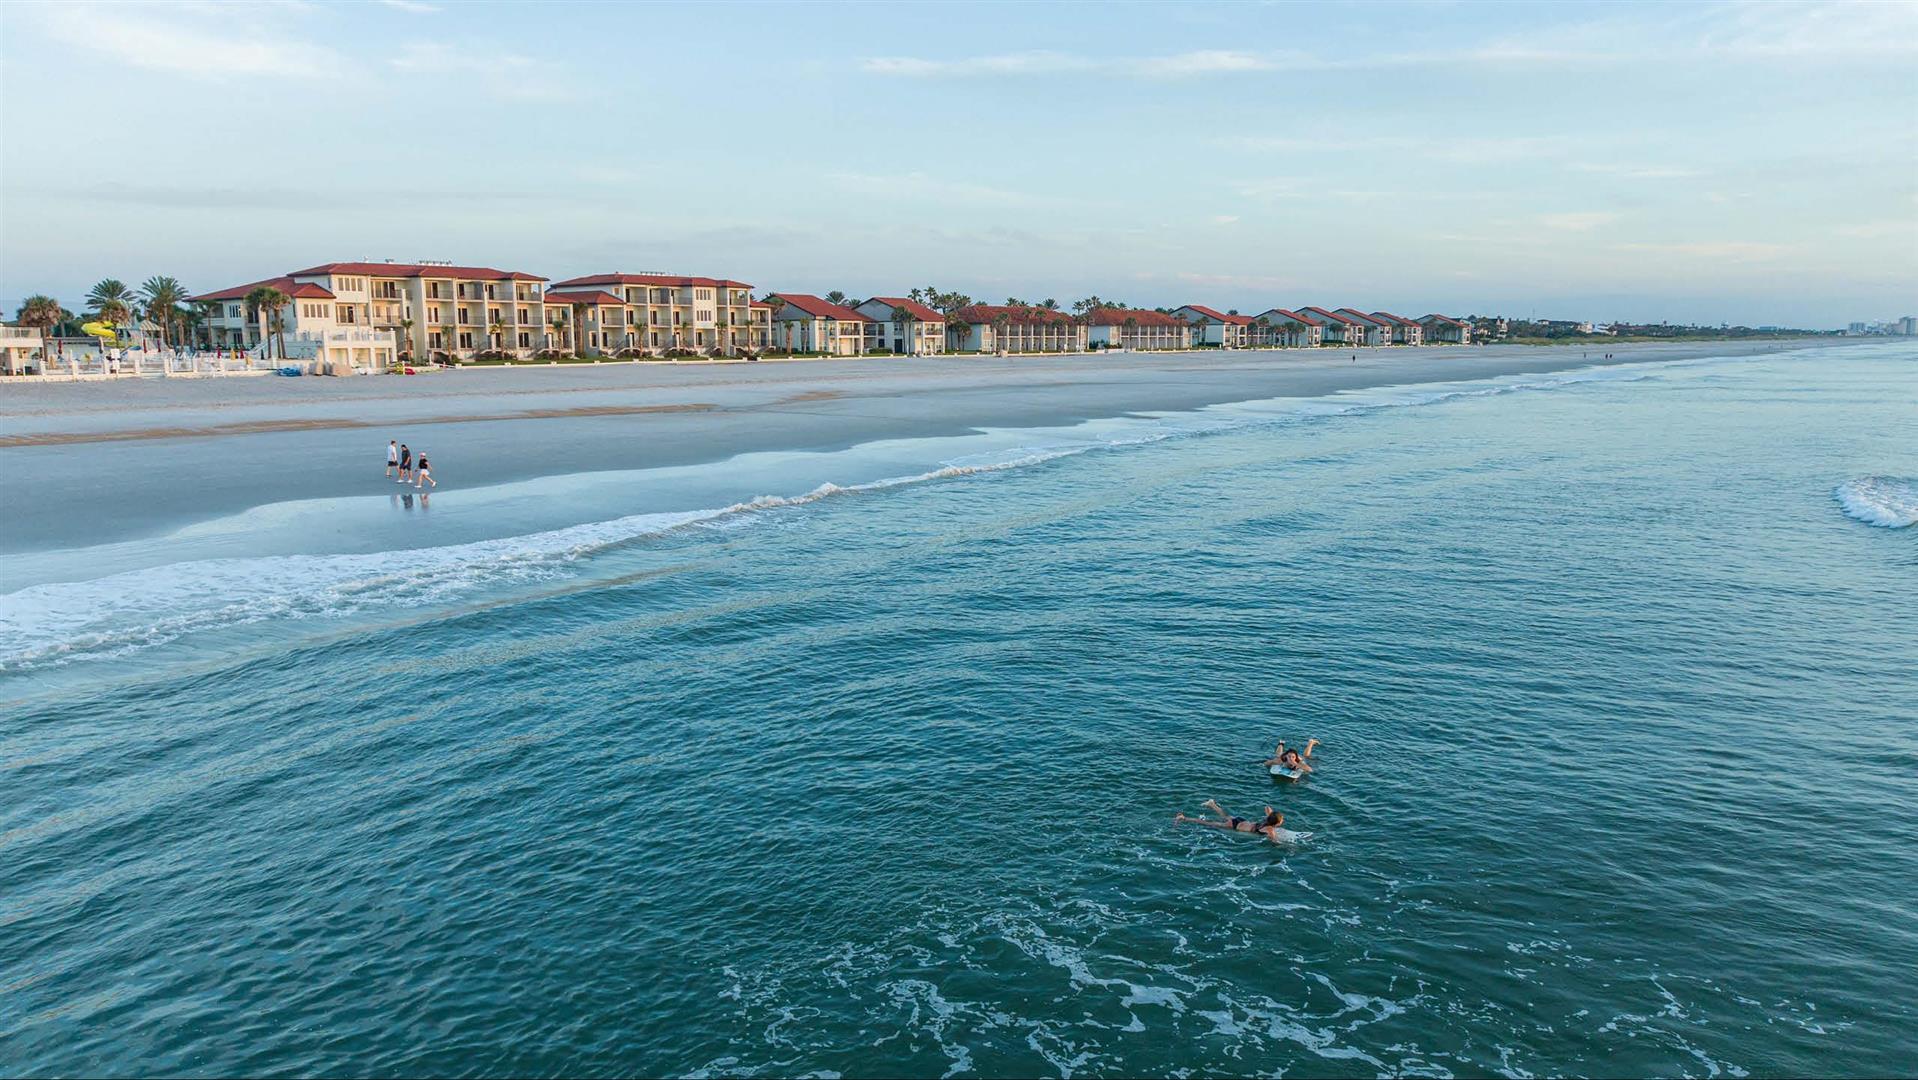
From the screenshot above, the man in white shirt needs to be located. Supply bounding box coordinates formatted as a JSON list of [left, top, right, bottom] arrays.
[[386, 440, 400, 477]]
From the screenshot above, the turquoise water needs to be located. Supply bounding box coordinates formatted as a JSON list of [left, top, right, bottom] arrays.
[[2, 343, 1914, 1077]]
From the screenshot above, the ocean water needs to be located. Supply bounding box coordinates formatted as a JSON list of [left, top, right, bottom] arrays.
[[2, 341, 1914, 1077]]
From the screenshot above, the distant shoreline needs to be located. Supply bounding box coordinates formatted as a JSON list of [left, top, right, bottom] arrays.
[[0, 337, 1859, 551]]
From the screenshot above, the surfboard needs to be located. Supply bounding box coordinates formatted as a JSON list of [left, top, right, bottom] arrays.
[[1268, 765, 1304, 780]]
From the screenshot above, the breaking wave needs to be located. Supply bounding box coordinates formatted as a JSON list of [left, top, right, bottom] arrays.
[[0, 360, 1673, 673], [1834, 476, 1918, 528]]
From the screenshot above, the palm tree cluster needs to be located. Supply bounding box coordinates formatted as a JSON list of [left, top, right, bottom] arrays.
[[19, 277, 205, 348]]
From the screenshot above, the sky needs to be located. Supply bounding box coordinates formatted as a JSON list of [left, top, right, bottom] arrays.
[[1, 0, 1914, 328]]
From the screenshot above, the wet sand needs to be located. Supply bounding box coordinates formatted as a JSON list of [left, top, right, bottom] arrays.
[[0, 340, 1828, 551]]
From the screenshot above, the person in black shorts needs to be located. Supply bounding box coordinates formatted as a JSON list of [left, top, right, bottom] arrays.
[[397, 443, 412, 482]]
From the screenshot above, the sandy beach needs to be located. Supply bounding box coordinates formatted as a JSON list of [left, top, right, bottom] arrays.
[[0, 339, 1827, 551]]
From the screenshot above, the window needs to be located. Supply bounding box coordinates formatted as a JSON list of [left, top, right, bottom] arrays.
[[459, 332, 472, 349]]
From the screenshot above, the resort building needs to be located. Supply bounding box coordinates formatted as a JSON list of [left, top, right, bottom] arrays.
[[768, 293, 874, 356], [946, 305, 1086, 354], [1086, 308, 1193, 351], [194, 273, 402, 370], [198, 262, 545, 361], [1417, 314, 1473, 344], [1249, 308, 1324, 347], [1298, 306, 1365, 346], [854, 297, 947, 355], [545, 273, 760, 355], [1174, 305, 1253, 348], [1333, 308, 1393, 346], [1369, 312, 1425, 346], [540, 289, 624, 354]]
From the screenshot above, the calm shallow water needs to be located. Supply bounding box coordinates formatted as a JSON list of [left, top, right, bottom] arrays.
[[3, 342, 1914, 1077]]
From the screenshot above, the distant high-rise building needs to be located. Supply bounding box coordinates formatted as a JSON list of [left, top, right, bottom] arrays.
[[1848, 322, 1869, 334], [1899, 316, 1917, 336]]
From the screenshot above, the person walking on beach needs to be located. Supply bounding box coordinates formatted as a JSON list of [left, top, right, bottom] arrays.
[[386, 440, 399, 478], [397, 443, 412, 483], [415, 455, 436, 489]]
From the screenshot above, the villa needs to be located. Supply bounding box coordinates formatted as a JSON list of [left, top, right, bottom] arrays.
[[538, 289, 624, 354], [1251, 308, 1325, 347], [204, 262, 549, 361], [1333, 308, 1393, 346], [768, 293, 874, 356], [1369, 312, 1425, 346], [1418, 313, 1473, 343], [1299, 306, 1365, 346], [1174, 305, 1253, 348], [945, 305, 1086, 353], [1086, 308, 1193, 351], [545, 273, 761, 355], [195, 271, 403, 371], [854, 297, 947, 355]]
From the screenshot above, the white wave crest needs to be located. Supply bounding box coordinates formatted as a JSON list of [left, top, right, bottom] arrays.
[[1834, 476, 1918, 528], [0, 447, 1091, 673], [0, 359, 1681, 673]]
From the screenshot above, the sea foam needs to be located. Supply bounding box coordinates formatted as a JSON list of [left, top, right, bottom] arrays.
[[0, 359, 1676, 673], [1834, 476, 1918, 528]]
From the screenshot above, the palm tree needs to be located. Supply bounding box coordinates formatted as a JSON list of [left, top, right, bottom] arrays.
[[175, 304, 206, 350], [245, 286, 290, 359], [87, 278, 136, 336], [547, 311, 565, 353], [825, 290, 848, 306], [489, 316, 508, 353], [397, 317, 415, 359], [15, 295, 66, 367], [991, 312, 1012, 356], [139, 276, 189, 349], [1253, 314, 1272, 348], [1040, 298, 1059, 311], [570, 302, 590, 357]]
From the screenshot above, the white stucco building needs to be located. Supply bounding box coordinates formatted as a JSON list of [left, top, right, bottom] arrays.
[[854, 296, 946, 355], [1174, 305, 1253, 347]]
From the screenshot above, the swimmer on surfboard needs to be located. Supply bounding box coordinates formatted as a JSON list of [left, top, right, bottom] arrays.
[[1261, 738, 1318, 777], [1175, 800, 1308, 843]]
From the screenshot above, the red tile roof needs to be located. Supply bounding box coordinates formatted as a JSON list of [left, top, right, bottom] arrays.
[[290, 261, 546, 281], [947, 304, 1076, 326], [1263, 308, 1326, 327], [866, 296, 945, 322], [772, 293, 874, 321], [1177, 304, 1251, 324], [1369, 311, 1420, 328], [1088, 308, 1188, 327], [544, 290, 624, 306], [197, 276, 336, 302], [1419, 313, 1465, 327], [750, 300, 774, 309], [1334, 308, 1390, 327], [551, 272, 752, 290], [1301, 306, 1361, 326]]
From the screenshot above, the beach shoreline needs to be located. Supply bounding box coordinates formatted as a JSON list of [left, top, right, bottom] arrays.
[[0, 339, 1838, 551]]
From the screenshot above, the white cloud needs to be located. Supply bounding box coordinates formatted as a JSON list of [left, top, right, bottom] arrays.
[[1615, 241, 1792, 260], [34, 2, 345, 79], [827, 171, 1048, 207], [388, 41, 571, 101], [377, 0, 442, 11], [1834, 220, 1918, 238], [1221, 133, 1573, 165], [865, 49, 1293, 79], [1539, 212, 1623, 232], [866, 4, 1918, 82], [1569, 162, 1702, 180]]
